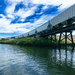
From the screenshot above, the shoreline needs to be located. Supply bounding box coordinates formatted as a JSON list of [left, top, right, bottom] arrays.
[[0, 37, 74, 49]]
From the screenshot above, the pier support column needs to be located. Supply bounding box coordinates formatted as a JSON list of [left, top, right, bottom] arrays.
[[50, 34, 57, 43], [70, 31, 74, 47], [58, 31, 74, 49], [55, 34, 57, 42], [51, 35, 53, 43], [65, 32, 67, 48], [58, 32, 62, 48]]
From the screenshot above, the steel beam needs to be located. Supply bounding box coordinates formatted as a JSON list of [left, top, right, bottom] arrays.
[[58, 31, 74, 49], [41, 24, 75, 36]]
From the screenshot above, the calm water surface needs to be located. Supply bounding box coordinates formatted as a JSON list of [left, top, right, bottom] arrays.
[[0, 44, 75, 75]]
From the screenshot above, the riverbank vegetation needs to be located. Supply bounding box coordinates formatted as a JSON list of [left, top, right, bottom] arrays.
[[0, 37, 66, 47]]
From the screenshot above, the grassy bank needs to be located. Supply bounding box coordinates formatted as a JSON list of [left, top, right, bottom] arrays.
[[0, 37, 59, 47], [0, 37, 72, 47]]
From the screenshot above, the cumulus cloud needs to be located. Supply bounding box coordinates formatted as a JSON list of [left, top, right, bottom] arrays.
[[0, 14, 29, 33], [0, 14, 5, 18], [6, 0, 31, 7], [14, 6, 36, 19], [31, 0, 75, 9], [6, 0, 75, 11], [5, 3, 16, 14], [7, 14, 14, 19]]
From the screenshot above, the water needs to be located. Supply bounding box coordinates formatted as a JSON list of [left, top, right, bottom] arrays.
[[0, 44, 75, 75]]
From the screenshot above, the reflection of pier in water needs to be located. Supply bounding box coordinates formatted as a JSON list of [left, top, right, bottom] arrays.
[[21, 47, 75, 75], [48, 48, 75, 74], [49, 49, 74, 66]]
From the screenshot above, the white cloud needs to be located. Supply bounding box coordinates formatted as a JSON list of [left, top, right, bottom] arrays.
[[6, 0, 75, 7], [31, 0, 75, 10], [0, 14, 30, 33], [5, 3, 16, 14], [58, 0, 75, 10], [6, 0, 25, 4], [0, 15, 11, 27], [6, 0, 31, 7], [6, 0, 75, 14], [5, 0, 37, 22], [14, 6, 36, 19], [42, 5, 48, 10], [0, 14, 6, 18], [7, 14, 14, 19]]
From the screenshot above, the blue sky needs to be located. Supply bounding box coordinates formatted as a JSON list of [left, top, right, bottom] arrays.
[[0, 0, 75, 37]]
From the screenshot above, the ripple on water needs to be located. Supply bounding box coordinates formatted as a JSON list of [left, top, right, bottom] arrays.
[[0, 44, 75, 75]]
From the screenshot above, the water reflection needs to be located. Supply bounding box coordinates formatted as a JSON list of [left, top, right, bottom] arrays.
[[0, 44, 75, 75]]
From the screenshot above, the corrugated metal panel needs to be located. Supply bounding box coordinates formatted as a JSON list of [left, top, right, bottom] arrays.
[[37, 21, 49, 33], [29, 29, 35, 35], [18, 35, 23, 38], [50, 4, 75, 26], [73, 4, 75, 18], [23, 33, 28, 37]]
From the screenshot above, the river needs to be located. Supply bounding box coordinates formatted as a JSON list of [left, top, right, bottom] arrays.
[[0, 44, 75, 75]]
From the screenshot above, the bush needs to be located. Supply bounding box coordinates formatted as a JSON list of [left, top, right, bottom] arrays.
[[0, 37, 57, 47]]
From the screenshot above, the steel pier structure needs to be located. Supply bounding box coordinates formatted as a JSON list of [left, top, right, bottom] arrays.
[[4, 4, 75, 48]]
